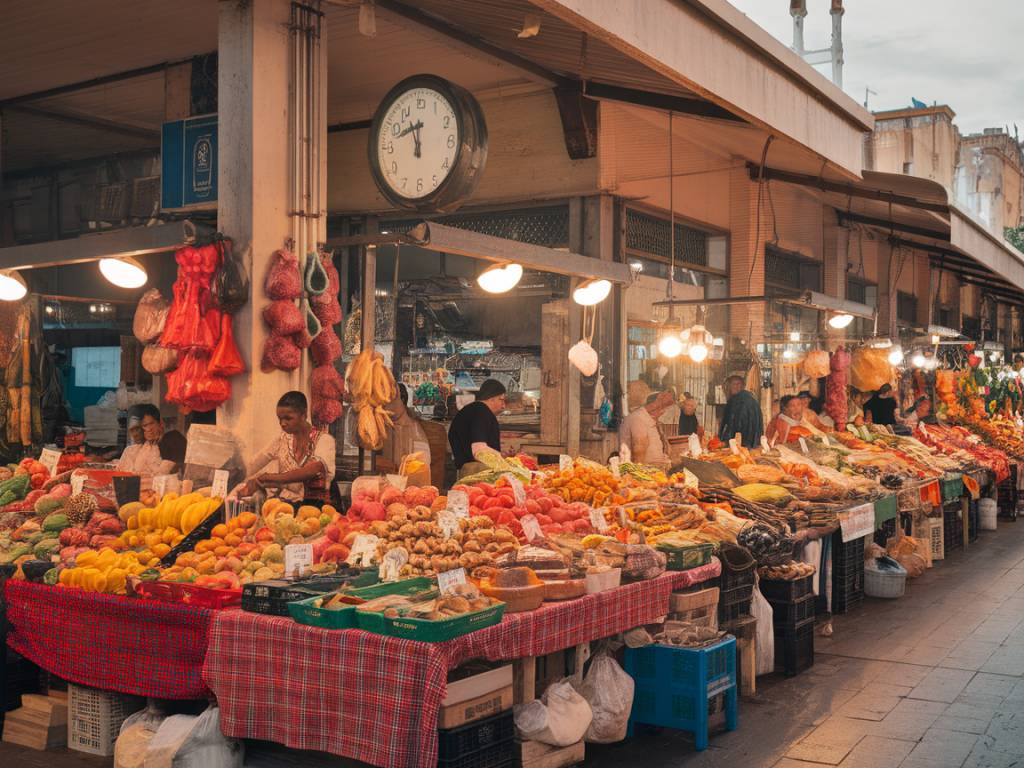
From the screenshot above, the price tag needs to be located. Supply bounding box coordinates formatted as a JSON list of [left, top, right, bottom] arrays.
[[799, 437, 809, 454], [729, 438, 739, 455], [760, 436, 771, 452], [559, 454, 572, 472], [153, 475, 171, 497], [211, 470, 229, 499], [437, 510, 459, 539], [347, 534, 380, 568], [71, 473, 86, 495], [520, 514, 542, 542], [838, 503, 875, 542], [609, 457, 621, 478], [504, 474, 526, 507], [437, 567, 467, 596], [446, 489, 469, 519], [688, 433, 702, 458], [821, 434, 830, 447], [380, 547, 408, 581], [39, 448, 62, 477], [386, 474, 408, 491], [589, 507, 610, 532], [284, 543, 314, 579], [617, 506, 628, 527], [860, 426, 872, 440], [919, 423, 929, 438]]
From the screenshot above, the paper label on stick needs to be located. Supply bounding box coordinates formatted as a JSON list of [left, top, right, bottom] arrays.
[[589, 507, 610, 532], [40, 448, 62, 477], [688, 433, 702, 458], [386, 474, 408, 491], [799, 438, 809, 454], [838, 503, 875, 542], [609, 457, 621, 478], [559, 455, 572, 472], [284, 543, 314, 579], [446, 489, 470, 519], [438, 510, 459, 539], [520, 514, 542, 542], [617, 506, 628, 527], [761, 436, 771, 452], [347, 534, 380, 568], [153, 475, 171, 497], [212, 470, 229, 499], [380, 547, 408, 582], [504, 474, 526, 506], [71, 473, 86, 495], [821, 434, 830, 447], [437, 567, 467, 596]]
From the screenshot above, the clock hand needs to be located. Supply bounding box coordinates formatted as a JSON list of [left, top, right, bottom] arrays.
[[396, 120, 423, 139], [412, 125, 422, 159]]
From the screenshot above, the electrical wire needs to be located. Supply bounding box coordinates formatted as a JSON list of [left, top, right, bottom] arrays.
[[747, 135, 775, 296]]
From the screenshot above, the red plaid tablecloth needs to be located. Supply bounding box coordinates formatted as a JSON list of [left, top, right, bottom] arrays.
[[4, 581, 215, 699], [204, 559, 719, 768]]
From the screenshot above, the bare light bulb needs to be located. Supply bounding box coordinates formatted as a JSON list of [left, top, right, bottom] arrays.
[[477, 263, 523, 293], [888, 348, 904, 365], [828, 313, 854, 329], [688, 343, 708, 363], [0, 271, 28, 302], [658, 334, 683, 358], [911, 352, 926, 368], [99, 257, 147, 288]]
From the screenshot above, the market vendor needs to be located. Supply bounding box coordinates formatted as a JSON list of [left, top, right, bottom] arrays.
[[847, 389, 868, 428], [766, 395, 804, 444], [449, 378, 506, 477], [863, 383, 898, 426], [718, 375, 763, 449], [900, 396, 934, 430], [116, 404, 187, 478], [380, 383, 448, 488], [619, 390, 674, 465], [237, 391, 335, 504], [677, 395, 704, 438], [798, 391, 833, 432]]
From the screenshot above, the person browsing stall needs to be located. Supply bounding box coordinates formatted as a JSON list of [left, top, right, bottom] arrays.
[[619, 390, 674, 465], [863, 383, 898, 426], [238, 391, 335, 504], [718, 375, 764, 449], [448, 379, 506, 477], [116, 404, 187, 478], [381, 383, 448, 488], [677, 395, 704, 438]]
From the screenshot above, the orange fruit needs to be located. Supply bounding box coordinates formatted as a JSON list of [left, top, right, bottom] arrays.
[[211, 523, 229, 538], [214, 545, 231, 557], [236, 512, 257, 529], [224, 532, 242, 547]]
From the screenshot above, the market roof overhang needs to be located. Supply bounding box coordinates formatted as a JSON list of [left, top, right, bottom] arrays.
[[365, 0, 873, 180], [753, 166, 1024, 302]]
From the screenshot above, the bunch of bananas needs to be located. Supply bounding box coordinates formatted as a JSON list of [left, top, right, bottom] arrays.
[[345, 349, 399, 450]]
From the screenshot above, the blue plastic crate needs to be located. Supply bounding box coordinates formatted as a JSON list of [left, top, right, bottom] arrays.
[[624, 637, 738, 750]]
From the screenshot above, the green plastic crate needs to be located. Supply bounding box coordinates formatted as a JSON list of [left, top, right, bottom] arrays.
[[290, 576, 433, 631], [657, 543, 714, 571], [941, 476, 964, 501], [381, 602, 506, 642], [352, 577, 438, 633], [873, 495, 897, 526]]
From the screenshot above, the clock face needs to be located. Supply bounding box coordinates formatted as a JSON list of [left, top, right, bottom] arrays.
[[375, 86, 460, 200]]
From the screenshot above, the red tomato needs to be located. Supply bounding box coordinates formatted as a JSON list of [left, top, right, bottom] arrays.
[[536, 514, 552, 526], [538, 497, 553, 514], [525, 499, 541, 515]]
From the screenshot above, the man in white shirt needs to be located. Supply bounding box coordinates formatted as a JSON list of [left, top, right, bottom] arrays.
[[619, 390, 675, 466]]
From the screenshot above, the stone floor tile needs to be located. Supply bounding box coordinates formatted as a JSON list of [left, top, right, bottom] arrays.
[[962, 673, 1019, 699], [774, 760, 827, 768], [799, 716, 872, 750], [836, 691, 905, 722], [903, 727, 979, 767], [786, 741, 858, 765], [909, 667, 976, 703], [962, 745, 1024, 768], [836, 735, 915, 768], [933, 702, 999, 735]]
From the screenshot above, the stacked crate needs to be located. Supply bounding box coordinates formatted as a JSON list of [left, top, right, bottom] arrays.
[[761, 575, 815, 677]]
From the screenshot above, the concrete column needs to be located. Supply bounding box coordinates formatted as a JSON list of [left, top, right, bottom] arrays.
[[822, 207, 848, 342], [876, 240, 896, 338], [728, 165, 771, 344], [216, 0, 298, 459], [915, 252, 932, 328]]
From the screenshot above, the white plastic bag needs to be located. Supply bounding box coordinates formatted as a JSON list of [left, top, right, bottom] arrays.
[[514, 679, 593, 747], [577, 653, 634, 743], [799, 540, 822, 596], [568, 340, 598, 377], [115, 705, 166, 768], [143, 706, 243, 768], [750, 578, 775, 676]]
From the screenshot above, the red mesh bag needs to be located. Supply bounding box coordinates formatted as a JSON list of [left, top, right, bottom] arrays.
[[310, 327, 343, 366], [193, 374, 231, 412], [311, 364, 345, 399], [262, 335, 301, 372], [311, 253, 339, 307], [312, 297, 342, 326], [161, 244, 221, 350], [262, 300, 304, 335], [208, 314, 246, 377], [265, 248, 302, 300], [166, 350, 204, 405], [312, 395, 343, 427]]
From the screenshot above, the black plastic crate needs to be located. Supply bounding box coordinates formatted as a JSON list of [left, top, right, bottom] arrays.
[[437, 741, 515, 768], [438, 711, 514, 759], [159, 501, 225, 566], [718, 544, 756, 593], [759, 575, 814, 603], [832, 533, 864, 570], [774, 621, 815, 677], [718, 583, 754, 623], [968, 500, 979, 543], [944, 504, 964, 553], [832, 567, 864, 615], [769, 593, 815, 630]]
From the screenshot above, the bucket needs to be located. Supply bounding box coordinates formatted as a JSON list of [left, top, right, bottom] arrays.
[[979, 498, 998, 530]]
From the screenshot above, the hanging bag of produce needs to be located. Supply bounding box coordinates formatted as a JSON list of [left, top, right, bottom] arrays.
[[311, 251, 339, 307], [264, 248, 302, 300], [133, 289, 171, 344], [826, 346, 850, 427], [208, 314, 246, 377], [212, 240, 250, 314], [261, 335, 301, 373], [262, 299, 305, 336], [304, 251, 329, 296], [803, 349, 830, 379], [142, 345, 178, 375], [292, 297, 323, 349], [850, 347, 892, 392], [311, 364, 345, 399], [311, 326, 343, 366], [568, 339, 598, 377]]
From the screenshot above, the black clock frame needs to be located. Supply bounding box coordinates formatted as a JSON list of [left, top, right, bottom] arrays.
[[367, 74, 488, 213]]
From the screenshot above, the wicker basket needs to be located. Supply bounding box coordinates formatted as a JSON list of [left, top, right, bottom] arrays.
[[864, 560, 906, 599]]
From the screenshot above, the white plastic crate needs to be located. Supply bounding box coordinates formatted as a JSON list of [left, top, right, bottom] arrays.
[[928, 518, 944, 562], [68, 684, 137, 756], [910, 516, 942, 567]]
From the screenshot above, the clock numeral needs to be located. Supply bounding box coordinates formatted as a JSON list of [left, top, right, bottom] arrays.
[[401, 106, 410, 120], [391, 123, 400, 137], [416, 178, 424, 192], [386, 141, 394, 155], [433, 100, 438, 114], [442, 157, 450, 170], [391, 161, 397, 173], [447, 134, 456, 148], [401, 177, 407, 189], [432, 175, 438, 186], [443, 116, 451, 129], [416, 98, 425, 110]]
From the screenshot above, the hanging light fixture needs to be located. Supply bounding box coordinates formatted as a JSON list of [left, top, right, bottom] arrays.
[[572, 278, 611, 306], [99, 257, 148, 289], [887, 347, 905, 365], [911, 351, 926, 368], [477, 262, 522, 293], [658, 329, 683, 358], [656, 111, 683, 360], [789, 331, 801, 342], [686, 323, 712, 363], [0, 270, 28, 302], [828, 312, 854, 329]]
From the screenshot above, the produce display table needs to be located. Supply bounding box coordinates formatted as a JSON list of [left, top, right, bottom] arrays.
[[4, 580, 215, 699], [204, 559, 721, 768]]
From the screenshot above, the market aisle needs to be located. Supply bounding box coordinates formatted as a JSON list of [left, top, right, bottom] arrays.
[[4, 520, 1024, 768], [589, 519, 1024, 768]]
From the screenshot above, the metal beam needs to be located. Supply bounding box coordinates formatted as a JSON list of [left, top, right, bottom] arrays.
[[583, 81, 744, 123], [406, 221, 634, 283], [654, 295, 769, 307], [9, 105, 160, 142], [327, 119, 372, 134], [0, 221, 213, 270], [836, 210, 949, 241], [750, 163, 949, 214]]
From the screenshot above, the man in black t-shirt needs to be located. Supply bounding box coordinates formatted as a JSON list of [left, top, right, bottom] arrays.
[[448, 379, 506, 474], [863, 383, 898, 426]]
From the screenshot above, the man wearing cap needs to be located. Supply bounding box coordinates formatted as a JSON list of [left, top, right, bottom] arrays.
[[448, 379, 507, 477], [863, 383, 898, 426], [619, 390, 675, 466]]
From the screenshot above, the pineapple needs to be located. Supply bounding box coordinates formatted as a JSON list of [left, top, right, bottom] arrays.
[[65, 493, 98, 526]]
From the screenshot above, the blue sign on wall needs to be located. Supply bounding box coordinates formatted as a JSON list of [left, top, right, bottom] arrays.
[[161, 114, 218, 208]]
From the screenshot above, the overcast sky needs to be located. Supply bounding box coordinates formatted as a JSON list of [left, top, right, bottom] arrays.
[[726, 1, 1024, 136]]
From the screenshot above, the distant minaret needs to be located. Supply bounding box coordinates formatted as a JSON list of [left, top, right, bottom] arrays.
[[790, 0, 844, 88]]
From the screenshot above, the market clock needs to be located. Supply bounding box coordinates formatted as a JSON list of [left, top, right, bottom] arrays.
[[368, 75, 488, 212]]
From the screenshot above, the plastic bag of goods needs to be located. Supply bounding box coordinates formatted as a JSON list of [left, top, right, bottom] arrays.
[[568, 340, 599, 377], [207, 314, 245, 378], [850, 347, 892, 393], [141, 706, 242, 768], [115, 705, 167, 768], [212, 241, 249, 314], [264, 248, 302, 301], [576, 651, 634, 743], [134, 289, 171, 344], [826, 346, 850, 427], [750, 577, 775, 676], [514, 679, 593, 747], [803, 349, 830, 379]]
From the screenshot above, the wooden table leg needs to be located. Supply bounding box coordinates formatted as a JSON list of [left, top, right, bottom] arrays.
[[513, 656, 537, 704]]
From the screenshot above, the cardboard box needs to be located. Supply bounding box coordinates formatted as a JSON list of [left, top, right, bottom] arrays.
[[437, 685, 513, 729]]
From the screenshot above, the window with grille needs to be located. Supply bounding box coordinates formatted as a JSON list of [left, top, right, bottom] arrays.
[[962, 315, 980, 339], [624, 209, 716, 271], [765, 245, 822, 297], [383, 205, 570, 248], [897, 291, 918, 323]]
